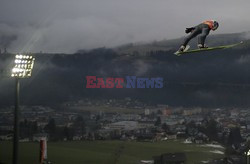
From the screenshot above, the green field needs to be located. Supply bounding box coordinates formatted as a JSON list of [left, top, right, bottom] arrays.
[[0, 140, 224, 164]]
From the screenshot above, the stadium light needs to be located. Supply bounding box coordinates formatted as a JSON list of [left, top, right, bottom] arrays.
[[11, 54, 35, 164], [11, 54, 35, 78]]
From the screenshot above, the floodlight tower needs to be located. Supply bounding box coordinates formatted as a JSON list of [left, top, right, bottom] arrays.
[[11, 54, 35, 164]]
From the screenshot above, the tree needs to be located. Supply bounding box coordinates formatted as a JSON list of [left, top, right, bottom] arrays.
[[96, 115, 101, 122], [44, 118, 56, 140], [155, 117, 161, 127], [19, 119, 38, 138], [162, 123, 169, 132], [157, 110, 162, 115], [73, 116, 85, 138], [63, 126, 74, 140], [206, 119, 218, 141], [31, 121, 38, 134], [228, 127, 243, 146]]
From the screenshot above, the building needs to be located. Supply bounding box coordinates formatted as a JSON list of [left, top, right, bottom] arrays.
[[145, 109, 150, 115], [162, 108, 172, 116], [138, 121, 155, 129], [105, 121, 138, 130]]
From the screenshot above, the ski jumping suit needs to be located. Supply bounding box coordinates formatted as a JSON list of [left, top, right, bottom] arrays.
[[182, 21, 215, 47]]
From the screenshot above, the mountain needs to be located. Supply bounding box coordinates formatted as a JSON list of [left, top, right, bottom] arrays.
[[1, 32, 250, 108], [114, 32, 250, 56]]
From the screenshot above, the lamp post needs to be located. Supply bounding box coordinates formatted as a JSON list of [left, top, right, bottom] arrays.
[[246, 149, 250, 164], [13, 77, 20, 164], [11, 54, 35, 164]]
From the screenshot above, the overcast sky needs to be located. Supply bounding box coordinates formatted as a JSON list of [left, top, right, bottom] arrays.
[[0, 0, 250, 53]]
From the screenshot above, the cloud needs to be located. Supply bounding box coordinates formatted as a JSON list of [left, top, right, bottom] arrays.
[[133, 60, 152, 76], [241, 32, 250, 40], [0, 0, 250, 53], [236, 55, 250, 64], [0, 23, 18, 50]]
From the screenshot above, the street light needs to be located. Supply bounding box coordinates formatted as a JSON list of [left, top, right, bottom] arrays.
[[11, 54, 35, 164]]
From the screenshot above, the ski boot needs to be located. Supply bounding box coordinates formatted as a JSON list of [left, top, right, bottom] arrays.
[[178, 45, 186, 53], [198, 44, 208, 49]]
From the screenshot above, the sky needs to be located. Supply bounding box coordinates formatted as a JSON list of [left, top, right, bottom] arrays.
[[0, 0, 250, 53]]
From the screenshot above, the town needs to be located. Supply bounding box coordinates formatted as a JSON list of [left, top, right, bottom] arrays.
[[1, 98, 250, 163]]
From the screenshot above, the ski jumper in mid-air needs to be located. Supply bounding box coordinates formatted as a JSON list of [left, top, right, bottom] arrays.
[[177, 20, 219, 53]]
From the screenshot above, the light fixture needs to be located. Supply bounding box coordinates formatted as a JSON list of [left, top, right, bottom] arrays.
[[11, 54, 35, 78]]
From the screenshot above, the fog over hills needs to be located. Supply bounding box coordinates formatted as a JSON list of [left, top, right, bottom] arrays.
[[1, 0, 250, 53], [1, 32, 250, 108]]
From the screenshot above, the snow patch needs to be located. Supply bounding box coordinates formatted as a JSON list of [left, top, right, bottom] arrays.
[[200, 144, 224, 149], [209, 150, 224, 154]]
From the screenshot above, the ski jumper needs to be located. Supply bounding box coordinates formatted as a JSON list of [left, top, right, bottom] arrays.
[[182, 20, 215, 47]]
